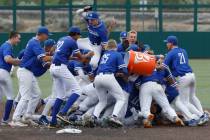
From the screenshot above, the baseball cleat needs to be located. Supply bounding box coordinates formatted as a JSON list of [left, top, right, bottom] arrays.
[[57, 112, 73, 125], [0, 120, 10, 126], [174, 117, 185, 126], [143, 114, 154, 128], [38, 115, 49, 125], [47, 123, 59, 129], [186, 119, 198, 127], [107, 116, 123, 128], [9, 121, 28, 127], [198, 114, 209, 126]]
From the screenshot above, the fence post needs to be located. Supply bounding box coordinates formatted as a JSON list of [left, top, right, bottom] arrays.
[[158, 0, 163, 32], [69, 0, 72, 27], [194, 0, 198, 32], [41, 0, 45, 26], [126, 0, 131, 31], [12, 0, 16, 31]]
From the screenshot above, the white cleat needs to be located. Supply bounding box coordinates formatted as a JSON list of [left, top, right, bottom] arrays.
[[9, 121, 28, 127]]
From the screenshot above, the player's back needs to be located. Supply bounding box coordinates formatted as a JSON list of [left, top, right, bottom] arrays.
[[53, 36, 79, 65], [164, 47, 192, 77], [0, 42, 13, 72], [136, 68, 171, 86], [97, 50, 126, 74], [20, 37, 43, 67]]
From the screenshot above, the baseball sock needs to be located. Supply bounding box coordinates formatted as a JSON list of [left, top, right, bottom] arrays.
[[3, 100, 13, 121], [50, 98, 63, 125], [60, 93, 80, 115]]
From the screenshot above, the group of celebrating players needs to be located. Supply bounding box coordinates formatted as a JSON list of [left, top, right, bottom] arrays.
[[0, 6, 209, 129]]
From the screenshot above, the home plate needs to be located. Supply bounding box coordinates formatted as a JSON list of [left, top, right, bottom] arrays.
[[56, 128, 82, 134]]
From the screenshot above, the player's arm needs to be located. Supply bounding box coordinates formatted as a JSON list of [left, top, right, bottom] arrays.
[[73, 50, 94, 63], [76, 6, 92, 21], [163, 64, 177, 88], [3, 47, 20, 66], [4, 55, 20, 66]]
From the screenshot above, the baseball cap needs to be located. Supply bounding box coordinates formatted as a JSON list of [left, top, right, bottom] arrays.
[[44, 39, 56, 47], [37, 26, 52, 36], [86, 11, 99, 20], [68, 26, 81, 35], [164, 35, 178, 45], [120, 31, 127, 39]]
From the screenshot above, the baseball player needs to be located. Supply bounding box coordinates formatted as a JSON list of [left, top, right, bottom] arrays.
[[135, 61, 185, 128], [49, 26, 94, 128], [76, 7, 108, 70], [117, 31, 140, 54], [0, 31, 21, 125], [163, 35, 209, 125], [11, 26, 52, 127], [90, 39, 128, 127]]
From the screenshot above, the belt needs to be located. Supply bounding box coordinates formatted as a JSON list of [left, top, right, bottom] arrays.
[[98, 72, 113, 75], [151, 80, 161, 85], [178, 72, 192, 77], [53, 62, 61, 66], [91, 42, 100, 46]]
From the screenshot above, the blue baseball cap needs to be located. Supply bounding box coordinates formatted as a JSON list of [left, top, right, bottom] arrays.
[[164, 35, 178, 45], [68, 26, 81, 35], [44, 39, 56, 47], [120, 31, 127, 39], [86, 12, 99, 20], [37, 26, 52, 36]]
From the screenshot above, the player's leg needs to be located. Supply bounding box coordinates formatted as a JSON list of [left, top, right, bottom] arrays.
[[118, 91, 129, 119], [139, 82, 154, 128], [0, 70, 14, 123], [153, 83, 181, 123], [58, 67, 82, 116], [49, 74, 66, 126], [172, 95, 198, 121], [178, 77, 203, 118], [12, 68, 33, 126], [89, 45, 102, 70], [77, 38, 93, 50], [139, 82, 153, 119], [93, 76, 108, 118], [189, 73, 204, 113], [108, 77, 127, 118], [24, 76, 41, 118]]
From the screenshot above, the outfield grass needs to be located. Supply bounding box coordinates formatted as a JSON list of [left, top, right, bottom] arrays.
[[10, 59, 210, 108]]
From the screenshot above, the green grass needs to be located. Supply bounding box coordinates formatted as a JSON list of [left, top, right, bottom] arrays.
[[10, 59, 210, 108]]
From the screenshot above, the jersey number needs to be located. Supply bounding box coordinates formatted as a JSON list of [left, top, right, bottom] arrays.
[[100, 54, 110, 64], [178, 52, 186, 64], [55, 41, 64, 52]]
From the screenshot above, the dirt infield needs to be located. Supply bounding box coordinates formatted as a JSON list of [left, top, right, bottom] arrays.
[[0, 104, 209, 140]]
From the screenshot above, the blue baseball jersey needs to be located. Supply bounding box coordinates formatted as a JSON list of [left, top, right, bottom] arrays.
[[87, 21, 108, 46], [164, 47, 192, 77], [18, 49, 25, 59], [0, 41, 14, 72], [116, 77, 131, 93], [135, 68, 174, 86], [18, 49, 48, 77], [67, 60, 93, 76], [97, 50, 128, 74], [52, 36, 80, 65], [20, 37, 45, 69]]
